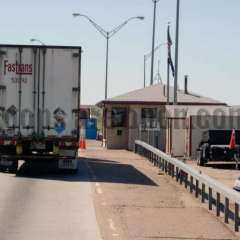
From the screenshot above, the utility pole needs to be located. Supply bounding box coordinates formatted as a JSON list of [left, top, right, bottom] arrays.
[[174, 0, 180, 104], [105, 33, 109, 99], [144, 55, 146, 88], [150, 0, 160, 85]]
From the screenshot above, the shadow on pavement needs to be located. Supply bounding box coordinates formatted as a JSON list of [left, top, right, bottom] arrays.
[[15, 160, 89, 182], [83, 157, 158, 186], [14, 157, 158, 186]]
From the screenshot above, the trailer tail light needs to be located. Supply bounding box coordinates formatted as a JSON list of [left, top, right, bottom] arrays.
[[0, 139, 17, 145]]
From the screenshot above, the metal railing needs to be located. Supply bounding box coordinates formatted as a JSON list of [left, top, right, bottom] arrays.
[[135, 140, 240, 232]]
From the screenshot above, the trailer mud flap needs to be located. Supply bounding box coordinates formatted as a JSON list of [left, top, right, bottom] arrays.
[[58, 158, 78, 170]]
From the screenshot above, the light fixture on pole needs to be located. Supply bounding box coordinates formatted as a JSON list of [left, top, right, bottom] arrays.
[[73, 13, 144, 99], [174, 0, 180, 104], [30, 38, 45, 45], [150, 0, 160, 86]]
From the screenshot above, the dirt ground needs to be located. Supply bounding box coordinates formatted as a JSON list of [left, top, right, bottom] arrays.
[[79, 141, 238, 240]]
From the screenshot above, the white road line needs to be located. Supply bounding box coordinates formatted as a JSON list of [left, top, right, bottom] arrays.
[[112, 233, 119, 237], [96, 187, 103, 195], [108, 218, 116, 232]]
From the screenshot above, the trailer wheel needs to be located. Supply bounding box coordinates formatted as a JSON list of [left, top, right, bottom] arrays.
[[0, 166, 7, 172], [199, 156, 206, 167], [69, 168, 78, 174]]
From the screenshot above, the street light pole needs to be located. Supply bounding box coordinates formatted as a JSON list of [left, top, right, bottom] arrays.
[[73, 14, 144, 99], [174, 0, 180, 104], [144, 55, 147, 88], [105, 33, 109, 99], [150, 0, 160, 86]]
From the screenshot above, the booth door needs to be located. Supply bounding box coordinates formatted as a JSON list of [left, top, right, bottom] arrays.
[[168, 118, 186, 157]]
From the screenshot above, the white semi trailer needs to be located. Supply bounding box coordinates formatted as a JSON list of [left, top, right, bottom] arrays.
[[0, 44, 82, 173]]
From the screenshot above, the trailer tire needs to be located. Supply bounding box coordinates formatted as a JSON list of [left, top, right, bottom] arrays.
[[199, 156, 206, 167], [197, 150, 206, 167], [0, 166, 7, 172], [70, 168, 78, 174]]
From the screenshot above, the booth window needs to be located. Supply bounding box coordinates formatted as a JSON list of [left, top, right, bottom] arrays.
[[141, 108, 157, 129], [112, 108, 127, 127], [141, 108, 157, 119]]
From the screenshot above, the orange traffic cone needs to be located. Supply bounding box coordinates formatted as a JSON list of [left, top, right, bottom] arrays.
[[78, 137, 83, 150], [229, 129, 236, 150]]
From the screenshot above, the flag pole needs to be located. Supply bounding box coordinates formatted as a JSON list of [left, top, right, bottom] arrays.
[[167, 22, 170, 104]]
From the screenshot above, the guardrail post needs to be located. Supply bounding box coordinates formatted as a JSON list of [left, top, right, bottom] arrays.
[[201, 183, 205, 203], [235, 203, 239, 232], [190, 176, 194, 193], [171, 164, 175, 178], [184, 173, 188, 189], [195, 180, 199, 198], [167, 163, 170, 175], [168, 163, 171, 176], [209, 187, 213, 210], [164, 161, 168, 173], [155, 155, 158, 166], [156, 156, 159, 167], [216, 192, 220, 217], [224, 197, 229, 224], [176, 167, 179, 182], [180, 171, 183, 185]]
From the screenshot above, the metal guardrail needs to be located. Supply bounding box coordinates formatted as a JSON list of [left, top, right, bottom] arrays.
[[135, 140, 240, 232]]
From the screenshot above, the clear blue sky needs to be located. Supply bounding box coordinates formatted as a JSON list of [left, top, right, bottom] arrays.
[[1, 0, 240, 105]]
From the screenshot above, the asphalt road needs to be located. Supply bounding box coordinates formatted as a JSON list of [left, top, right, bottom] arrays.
[[0, 160, 102, 240], [0, 141, 239, 240]]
